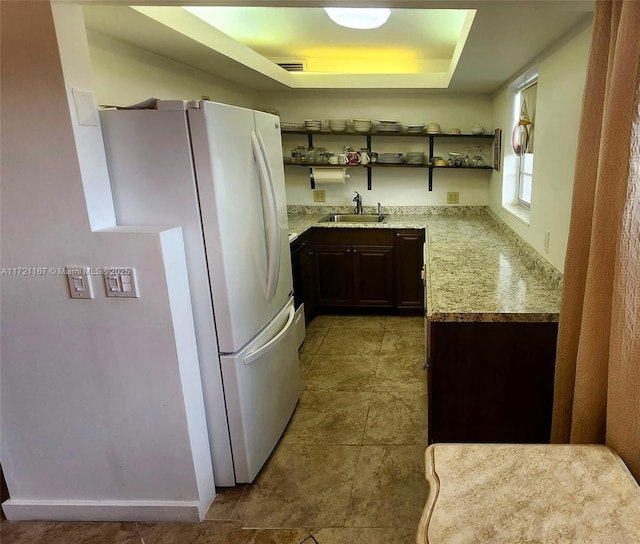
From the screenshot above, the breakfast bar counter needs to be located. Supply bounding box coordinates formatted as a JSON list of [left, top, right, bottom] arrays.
[[417, 444, 640, 543]]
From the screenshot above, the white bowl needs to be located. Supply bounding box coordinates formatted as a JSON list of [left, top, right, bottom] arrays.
[[328, 119, 347, 132], [352, 119, 372, 132]]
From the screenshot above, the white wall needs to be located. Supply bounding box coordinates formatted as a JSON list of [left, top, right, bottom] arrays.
[[489, 19, 592, 272], [1, 1, 214, 521], [87, 30, 257, 109], [259, 90, 493, 207]]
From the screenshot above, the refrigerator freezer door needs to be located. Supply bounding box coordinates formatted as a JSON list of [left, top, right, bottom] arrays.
[[188, 102, 293, 353], [220, 298, 300, 482]]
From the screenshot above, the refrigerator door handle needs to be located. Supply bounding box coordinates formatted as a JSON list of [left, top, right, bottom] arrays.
[[251, 131, 280, 302], [256, 130, 281, 300], [243, 304, 295, 365]]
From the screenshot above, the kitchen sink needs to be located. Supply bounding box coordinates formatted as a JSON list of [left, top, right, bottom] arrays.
[[321, 214, 389, 223]]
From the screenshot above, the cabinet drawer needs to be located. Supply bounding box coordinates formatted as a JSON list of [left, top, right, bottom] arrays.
[[312, 227, 393, 246]]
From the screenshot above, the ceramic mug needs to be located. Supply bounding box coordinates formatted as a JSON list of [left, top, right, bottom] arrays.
[[347, 151, 361, 165], [329, 156, 339, 164], [338, 154, 349, 165], [360, 150, 370, 165]]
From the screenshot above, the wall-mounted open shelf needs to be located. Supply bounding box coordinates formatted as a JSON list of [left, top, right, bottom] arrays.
[[282, 128, 495, 191]]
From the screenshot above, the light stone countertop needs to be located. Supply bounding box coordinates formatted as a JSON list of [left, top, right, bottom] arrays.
[[287, 206, 562, 323], [417, 444, 640, 543]]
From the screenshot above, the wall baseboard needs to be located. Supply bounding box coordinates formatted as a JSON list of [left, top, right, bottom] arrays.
[[1, 499, 204, 522]]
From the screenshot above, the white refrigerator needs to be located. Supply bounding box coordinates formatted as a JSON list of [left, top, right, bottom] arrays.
[[99, 100, 300, 485]]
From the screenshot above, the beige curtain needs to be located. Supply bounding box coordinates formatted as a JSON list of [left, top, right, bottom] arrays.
[[551, 0, 640, 481]]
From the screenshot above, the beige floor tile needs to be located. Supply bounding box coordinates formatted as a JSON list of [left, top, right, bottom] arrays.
[[226, 527, 312, 543], [373, 354, 427, 392], [1, 520, 53, 544], [204, 485, 247, 520], [384, 316, 425, 333], [380, 330, 424, 356], [303, 354, 378, 392], [299, 328, 328, 356], [298, 353, 315, 376], [317, 328, 383, 356], [283, 391, 370, 444], [232, 443, 360, 527], [0, 520, 141, 544], [308, 315, 386, 330], [363, 391, 427, 445], [313, 527, 417, 543], [346, 445, 429, 529], [140, 521, 241, 543]]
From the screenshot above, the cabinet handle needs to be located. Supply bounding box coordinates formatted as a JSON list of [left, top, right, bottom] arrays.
[[347, 249, 351, 253]]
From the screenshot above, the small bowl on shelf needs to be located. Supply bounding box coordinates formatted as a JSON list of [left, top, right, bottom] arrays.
[[471, 124, 486, 135]]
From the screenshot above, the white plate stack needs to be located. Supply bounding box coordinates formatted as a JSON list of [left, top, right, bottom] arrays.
[[304, 119, 322, 132], [352, 119, 372, 133], [406, 152, 426, 165], [281, 122, 305, 131], [375, 120, 402, 133], [406, 125, 426, 134], [377, 153, 404, 164]]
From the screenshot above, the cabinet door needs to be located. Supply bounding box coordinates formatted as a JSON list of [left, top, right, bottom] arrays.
[[352, 245, 394, 307], [429, 321, 557, 444], [314, 245, 353, 306], [394, 229, 425, 310]]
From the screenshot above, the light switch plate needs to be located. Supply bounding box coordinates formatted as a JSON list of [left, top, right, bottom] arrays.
[[66, 266, 94, 299], [313, 190, 326, 202], [447, 192, 460, 204], [104, 268, 139, 298], [72, 89, 99, 127]]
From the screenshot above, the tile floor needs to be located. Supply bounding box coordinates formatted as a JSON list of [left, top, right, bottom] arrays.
[[1, 315, 428, 543]]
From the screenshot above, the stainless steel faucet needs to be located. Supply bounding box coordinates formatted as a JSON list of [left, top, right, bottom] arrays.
[[353, 191, 363, 214], [377, 202, 382, 216]]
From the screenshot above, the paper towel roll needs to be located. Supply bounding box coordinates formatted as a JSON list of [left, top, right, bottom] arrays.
[[311, 167, 349, 185]]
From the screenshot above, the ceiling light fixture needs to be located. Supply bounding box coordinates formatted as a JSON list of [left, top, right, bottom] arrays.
[[324, 7, 391, 30]]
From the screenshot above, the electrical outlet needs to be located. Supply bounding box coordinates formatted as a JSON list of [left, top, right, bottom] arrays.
[[544, 231, 550, 253], [447, 192, 459, 204], [313, 190, 326, 202]]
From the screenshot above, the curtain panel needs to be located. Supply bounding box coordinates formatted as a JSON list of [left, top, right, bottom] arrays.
[[551, 0, 640, 481]]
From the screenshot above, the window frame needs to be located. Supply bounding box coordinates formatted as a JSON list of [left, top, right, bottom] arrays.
[[514, 78, 537, 209]]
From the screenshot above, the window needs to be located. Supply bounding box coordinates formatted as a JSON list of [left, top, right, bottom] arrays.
[[514, 79, 537, 208]]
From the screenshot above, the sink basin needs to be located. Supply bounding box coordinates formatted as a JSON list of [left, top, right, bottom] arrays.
[[321, 214, 389, 223]]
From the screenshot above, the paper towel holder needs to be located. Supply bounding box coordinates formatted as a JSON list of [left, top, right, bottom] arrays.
[[310, 167, 350, 188]]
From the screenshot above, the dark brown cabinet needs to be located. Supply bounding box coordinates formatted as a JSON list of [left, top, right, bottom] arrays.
[[352, 245, 394, 306], [312, 228, 394, 309], [393, 229, 425, 312], [314, 244, 354, 306], [428, 320, 558, 444]]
